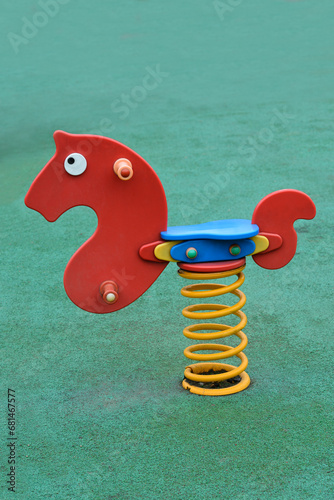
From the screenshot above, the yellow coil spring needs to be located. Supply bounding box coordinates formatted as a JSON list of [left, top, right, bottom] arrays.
[[178, 264, 250, 396]]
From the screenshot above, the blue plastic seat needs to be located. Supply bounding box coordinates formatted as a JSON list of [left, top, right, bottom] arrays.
[[161, 219, 259, 241]]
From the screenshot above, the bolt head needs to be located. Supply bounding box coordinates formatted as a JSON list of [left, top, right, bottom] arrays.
[[229, 244, 241, 256], [106, 293, 116, 303], [186, 247, 198, 259]]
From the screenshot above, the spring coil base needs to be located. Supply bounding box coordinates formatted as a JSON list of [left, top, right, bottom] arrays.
[[178, 264, 250, 396]]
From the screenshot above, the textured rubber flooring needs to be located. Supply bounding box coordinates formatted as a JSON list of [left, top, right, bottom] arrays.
[[1, 1, 333, 498]]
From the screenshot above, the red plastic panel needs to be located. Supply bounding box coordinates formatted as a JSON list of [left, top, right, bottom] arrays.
[[252, 190, 316, 269], [178, 258, 246, 273], [258, 232, 282, 254], [25, 131, 168, 313], [139, 240, 166, 262]]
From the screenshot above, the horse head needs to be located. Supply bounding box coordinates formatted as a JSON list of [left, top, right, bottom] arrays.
[[25, 131, 168, 313]]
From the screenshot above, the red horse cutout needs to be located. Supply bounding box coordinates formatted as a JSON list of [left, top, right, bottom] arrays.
[[25, 131, 168, 313]]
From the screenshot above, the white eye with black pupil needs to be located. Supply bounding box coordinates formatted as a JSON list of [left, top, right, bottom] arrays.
[[64, 153, 87, 176]]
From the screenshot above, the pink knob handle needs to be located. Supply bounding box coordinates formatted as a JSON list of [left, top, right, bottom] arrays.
[[113, 158, 133, 180]]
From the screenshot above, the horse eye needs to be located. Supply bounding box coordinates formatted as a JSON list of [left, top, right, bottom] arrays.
[[64, 153, 87, 176]]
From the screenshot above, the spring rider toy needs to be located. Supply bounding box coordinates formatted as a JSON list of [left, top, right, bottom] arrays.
[[25, 131, 316, 396]]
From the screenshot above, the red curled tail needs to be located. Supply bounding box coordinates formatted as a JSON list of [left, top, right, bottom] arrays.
[[252, 189, 316, 270]]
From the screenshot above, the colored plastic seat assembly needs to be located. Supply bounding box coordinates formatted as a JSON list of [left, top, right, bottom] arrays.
[[25, 131, 316, 396]]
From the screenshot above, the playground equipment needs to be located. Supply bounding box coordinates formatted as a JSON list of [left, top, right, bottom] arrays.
[[25, 131, 316, 396]]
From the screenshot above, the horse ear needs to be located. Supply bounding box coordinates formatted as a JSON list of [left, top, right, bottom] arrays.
[[53, 130, 72, 149]]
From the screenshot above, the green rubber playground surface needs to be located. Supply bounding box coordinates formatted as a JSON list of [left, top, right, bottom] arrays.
[[1, 1, 333, 498]]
